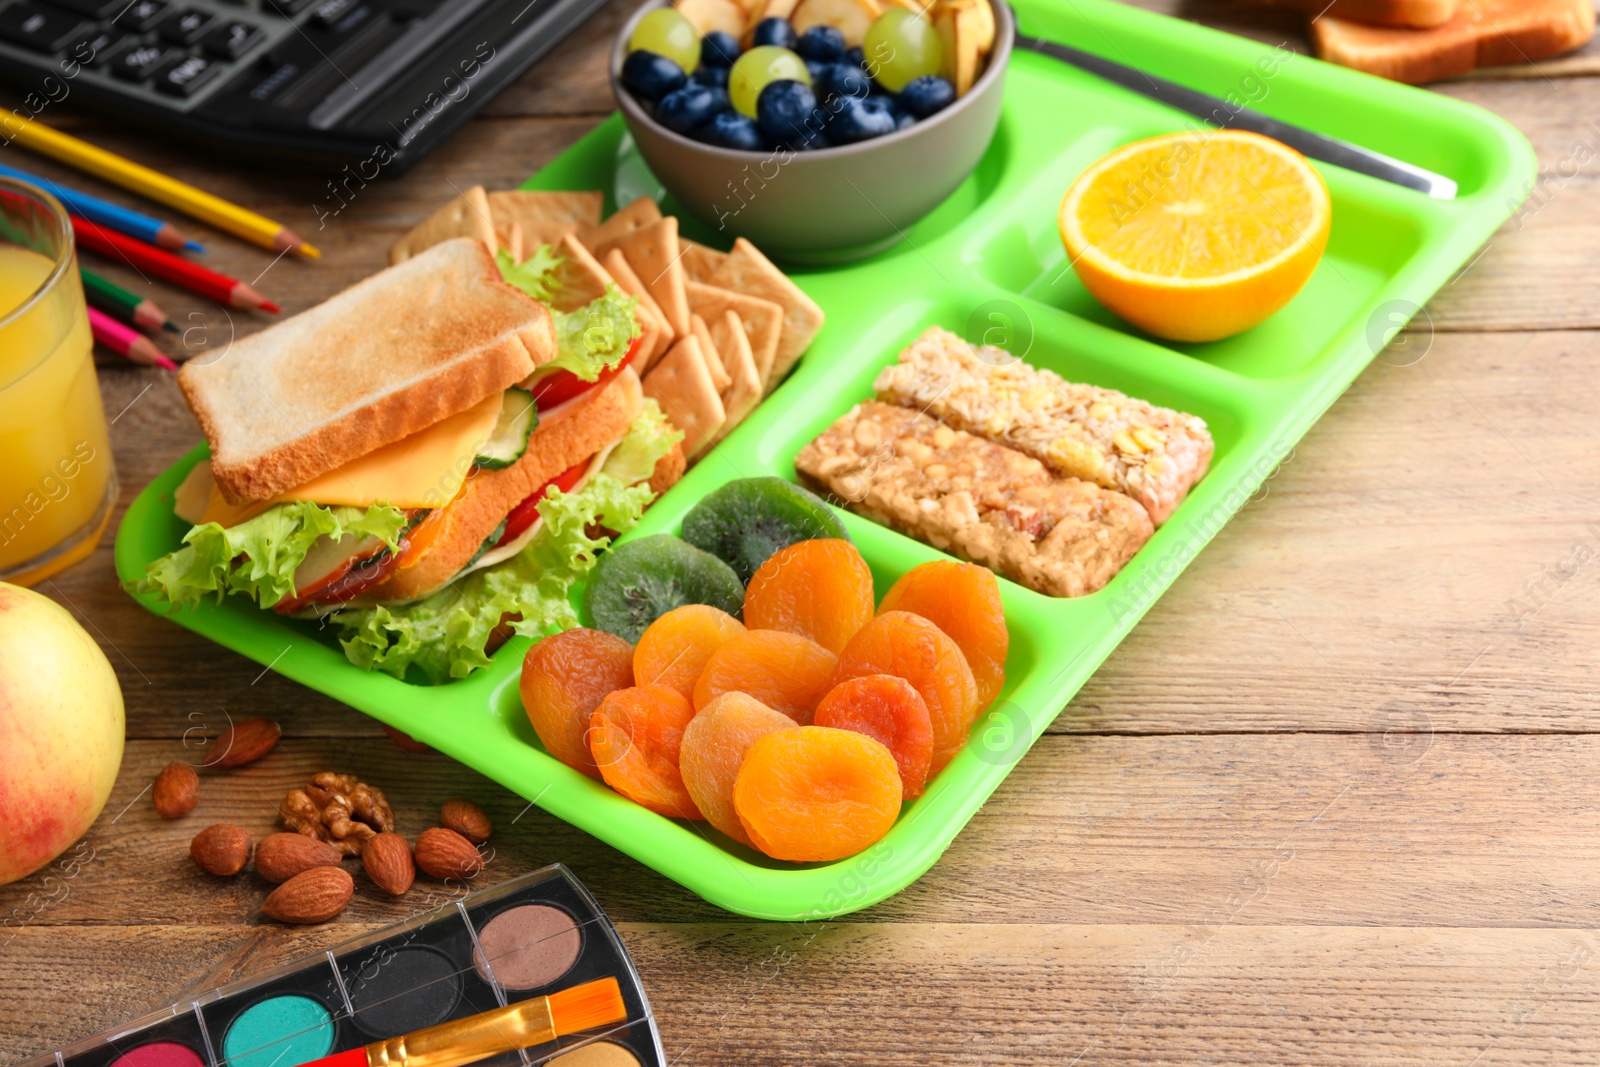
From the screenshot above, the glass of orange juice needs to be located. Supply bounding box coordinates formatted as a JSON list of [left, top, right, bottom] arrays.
[[0, 176, 115, 586]]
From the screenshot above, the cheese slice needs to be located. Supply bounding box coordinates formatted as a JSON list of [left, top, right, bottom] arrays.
[[187, 392, 505, 526]]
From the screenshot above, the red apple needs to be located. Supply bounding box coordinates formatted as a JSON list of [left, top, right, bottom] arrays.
[[0, 582, 124, 886]]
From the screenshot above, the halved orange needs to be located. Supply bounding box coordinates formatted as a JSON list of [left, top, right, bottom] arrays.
[[1059, 130, 1331, 343]]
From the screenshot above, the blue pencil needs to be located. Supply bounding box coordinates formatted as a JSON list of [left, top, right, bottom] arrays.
[[0, 161, 203, 254]]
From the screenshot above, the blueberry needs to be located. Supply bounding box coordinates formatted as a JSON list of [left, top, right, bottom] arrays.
[[791, 126, 833, 151], [828, 93, 896, 143], [795, 24, 846, 63], [657, 84, 728, 134], [692, 64, 729, 88], [895, 110, 916, 130], [815, 61, 870, 102], [843, 45, 865, 68], [899, 74, 955, 119], [621, 50, 688, 103], [756, 78, 820, 147], [805, 59, 827, 82], [701, 30, 740, 68], [700, 110, 766, 151], [751, 16, 797, 50]]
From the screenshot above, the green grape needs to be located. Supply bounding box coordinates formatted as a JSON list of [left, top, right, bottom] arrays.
[[728, 46, 812, 118], [630, 8, 701, 75], [863, 8, 942, 93]]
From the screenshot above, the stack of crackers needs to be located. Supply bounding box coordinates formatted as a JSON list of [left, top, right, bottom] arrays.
[[1243, 0, 1593, 83], [391, 187, 825, 464]]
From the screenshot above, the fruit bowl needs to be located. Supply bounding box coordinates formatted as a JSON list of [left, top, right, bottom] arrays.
[[609, 0, 1013, 264]]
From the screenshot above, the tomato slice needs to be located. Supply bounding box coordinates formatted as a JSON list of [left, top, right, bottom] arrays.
[[529, 334, 642, 411], [496, 458, 590, 547]]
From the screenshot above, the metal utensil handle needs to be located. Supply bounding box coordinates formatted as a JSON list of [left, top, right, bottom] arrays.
[[1017, 33, 1458, 200]]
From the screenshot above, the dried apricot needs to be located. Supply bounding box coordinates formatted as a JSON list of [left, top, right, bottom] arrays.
[[879, 560, 1009, 709], [588, 685, 702, 820], [692, 629, 838, 724], [521, 628, 635, 778], [680, 692, 797, 847], [633, 604, 746, 700], [831, 611, 978, 777], [743, 538, 875, 654], [813, 675, 933, 799], [733, 726, 902, 862]]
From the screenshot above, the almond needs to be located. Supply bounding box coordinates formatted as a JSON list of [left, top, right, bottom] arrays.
[[262, 865, 354, 924], [152, 760, 199, 819], [414, 827, 484, 881], [440, 799, 492, 844], [206, 717, 281, 768], [255, 832, 342, 884], [362, 832, 415, 896], [381, 724, 432, 753], [190, 824, 252, 876]]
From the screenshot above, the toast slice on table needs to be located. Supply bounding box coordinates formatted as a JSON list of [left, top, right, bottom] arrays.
[[1241, 0, 1458, 28], [1312, 0, 1594, 82], [179, 238, 556, 504]]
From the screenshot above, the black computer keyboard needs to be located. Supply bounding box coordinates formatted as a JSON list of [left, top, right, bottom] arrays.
[[0, 0, 608, 173]]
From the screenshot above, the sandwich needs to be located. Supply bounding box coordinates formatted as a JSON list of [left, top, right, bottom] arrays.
[[130, 236, 685, 683]]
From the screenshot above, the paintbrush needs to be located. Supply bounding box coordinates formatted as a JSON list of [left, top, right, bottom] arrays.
[[302, 976, 626, 1067]]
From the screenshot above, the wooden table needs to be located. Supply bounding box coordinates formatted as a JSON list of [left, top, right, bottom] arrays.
[[5, 2, 1600, 1062]]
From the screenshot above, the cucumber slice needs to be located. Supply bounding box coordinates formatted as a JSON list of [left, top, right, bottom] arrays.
[[473, 389, 538, 470]]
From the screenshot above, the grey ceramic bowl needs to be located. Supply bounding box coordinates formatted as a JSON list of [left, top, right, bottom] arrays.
[[610, 0, 1012, 264]]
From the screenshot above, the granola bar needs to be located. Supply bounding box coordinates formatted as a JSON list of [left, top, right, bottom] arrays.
[[795, 402, 1153, 597], [872, 326, 1213, 524]]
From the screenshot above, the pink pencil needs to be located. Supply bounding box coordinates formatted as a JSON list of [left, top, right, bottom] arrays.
[[87, 306, 176, 371]]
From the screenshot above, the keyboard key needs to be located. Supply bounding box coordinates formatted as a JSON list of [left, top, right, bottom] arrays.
[[114, 0, 173, 31], [0, 4, 89, 52], [159, 8, 219, 44], [49, 0, 128, 17], [266, 0, 318, 13], [69, 28, 135, 66], [151, 52, 221, 95], [200, 20, 262, 58], [310, 0, 356, 24], [109, 42, 176, 80], [246, 61, 300, 101]]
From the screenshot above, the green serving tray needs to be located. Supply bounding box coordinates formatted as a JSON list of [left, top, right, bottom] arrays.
[[116, 0, 1535, 920]]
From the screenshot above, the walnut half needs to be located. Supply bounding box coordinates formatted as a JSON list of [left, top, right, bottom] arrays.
[[279, 773, 396, 857]]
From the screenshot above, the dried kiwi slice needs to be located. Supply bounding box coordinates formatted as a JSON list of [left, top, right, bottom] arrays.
[[585, 534, 745, 642], [680, 476, 848, 583]]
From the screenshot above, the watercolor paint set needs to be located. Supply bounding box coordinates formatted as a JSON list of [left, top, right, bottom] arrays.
[[17, 865, 662, 1067]]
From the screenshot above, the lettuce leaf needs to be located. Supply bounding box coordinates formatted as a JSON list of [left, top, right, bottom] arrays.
[[331, 403, 680, 683], [129, 501, 408, 611], [602, 397, 682, 486], [496, 246, 640, 383], [332, 472, 655, 684]]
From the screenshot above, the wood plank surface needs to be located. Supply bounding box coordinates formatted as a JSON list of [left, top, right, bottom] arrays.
[[2, 0, 1598, 1063]]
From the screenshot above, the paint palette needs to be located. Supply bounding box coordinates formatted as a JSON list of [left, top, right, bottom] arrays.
[[17, 866, 662, 1067]]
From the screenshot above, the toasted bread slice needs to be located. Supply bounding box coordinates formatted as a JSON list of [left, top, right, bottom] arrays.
[[1312, 0, 1594, 82], [362, 372, 643, 602], [180, 238, 555, 504], [1242, 0, 1458, 28]]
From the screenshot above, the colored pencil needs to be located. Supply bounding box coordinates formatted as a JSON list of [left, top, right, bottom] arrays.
[[80, 267, 178, 334], [0, 161, 202, 253], [88, 306, 176, 371], [71, 216, 280, 314], [0, 111, 319, 259]]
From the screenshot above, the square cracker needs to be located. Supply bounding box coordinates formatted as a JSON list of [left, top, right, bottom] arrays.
[[582, 195, 662, 249], [503, 221, 523, 263], [643, 335, 725, 460], [600, 248, 673, 370], [592, 217, 691, 338], [389, 185, 496, 264], [685, 280, 782, 389], [707, 237, 824, 388], [689, 313, 731, 391], [680, 239, 728, 283], [541, 234, 615, 313], [487, 190, 602, 249], [710, 309, 761, 446]]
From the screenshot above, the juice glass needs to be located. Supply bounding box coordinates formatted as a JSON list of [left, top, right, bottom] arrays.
[[0, 176, 115, 586]]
